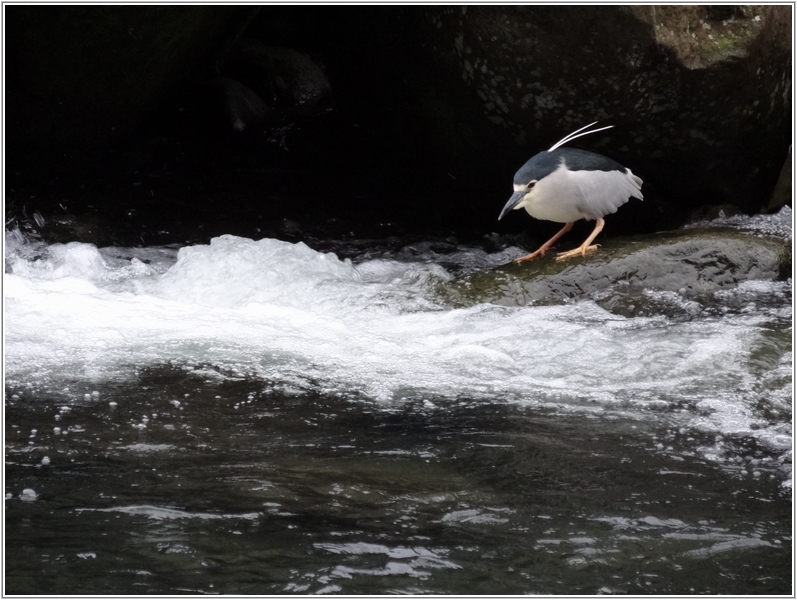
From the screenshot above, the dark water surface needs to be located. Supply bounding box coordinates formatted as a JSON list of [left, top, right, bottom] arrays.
[[5, 366, 791, 595]]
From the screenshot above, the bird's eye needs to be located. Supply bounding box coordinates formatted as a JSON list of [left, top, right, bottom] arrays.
[[526, 181, 536, 190]]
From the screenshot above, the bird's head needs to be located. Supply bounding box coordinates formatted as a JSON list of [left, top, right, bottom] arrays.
[[498, 150, 556, 220], [498, 179, 538, 221]]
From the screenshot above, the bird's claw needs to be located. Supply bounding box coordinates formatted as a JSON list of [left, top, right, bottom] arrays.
[[513, 250, 546, 264], [554, 245, 599, 262]]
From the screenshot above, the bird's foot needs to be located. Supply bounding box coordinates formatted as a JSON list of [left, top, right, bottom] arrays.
[[513, 249, 547, 264], [554, 245, 598, 262]]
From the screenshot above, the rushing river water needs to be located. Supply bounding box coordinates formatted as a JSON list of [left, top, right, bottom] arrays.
[[4, 208, 793, 595]]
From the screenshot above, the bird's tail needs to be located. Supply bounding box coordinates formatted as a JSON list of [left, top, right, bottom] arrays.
[[626, 168, 644, 200]]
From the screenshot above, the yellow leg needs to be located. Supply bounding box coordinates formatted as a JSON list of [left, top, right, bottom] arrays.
[[554, 218, 605, 261], [514, 222, 574, 264]]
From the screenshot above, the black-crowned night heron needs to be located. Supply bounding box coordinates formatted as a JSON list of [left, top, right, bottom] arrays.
[[499, 122, 643, 263]]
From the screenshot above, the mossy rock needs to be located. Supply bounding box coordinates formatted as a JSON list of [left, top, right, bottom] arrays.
[[436, 228, 791, 310]]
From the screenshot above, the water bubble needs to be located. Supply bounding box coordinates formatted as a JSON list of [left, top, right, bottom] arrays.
[[20, 489, 38, 502]]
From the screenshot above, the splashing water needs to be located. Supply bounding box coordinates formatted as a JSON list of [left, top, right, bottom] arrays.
[[6, 224, 792, 468]]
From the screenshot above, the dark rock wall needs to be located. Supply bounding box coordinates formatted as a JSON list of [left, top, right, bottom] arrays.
[[4, 5, 791, 242], [5, 5, 254, 152]]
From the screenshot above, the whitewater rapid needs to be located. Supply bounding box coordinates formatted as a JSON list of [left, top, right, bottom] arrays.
[[4, 216, 793, 483]]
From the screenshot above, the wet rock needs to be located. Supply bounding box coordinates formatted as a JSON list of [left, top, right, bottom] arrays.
[[438, 228, 791, 311], [36, 213, 115, 246], [6, 206, 154, 248], [690, 204, 742, 222], [223, 41, 332, 109], [763, 146, 792, 213]]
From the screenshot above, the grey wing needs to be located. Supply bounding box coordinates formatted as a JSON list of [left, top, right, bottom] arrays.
[[568, 168, 643, 220]]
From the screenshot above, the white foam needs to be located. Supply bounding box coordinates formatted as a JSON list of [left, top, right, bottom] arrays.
[[686, 205, 792, 240], [121, 444, 175, 453], [20, 489, 38, 502], [441, 509, 510, 525], [315, 542, 441, 560], [316, 543, 460, 581], [75, 505, 260, 521], [8, 241, 110, 281]]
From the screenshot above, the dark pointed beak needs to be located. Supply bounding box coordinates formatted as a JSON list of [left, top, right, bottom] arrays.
[[498, 191, 526, 221]]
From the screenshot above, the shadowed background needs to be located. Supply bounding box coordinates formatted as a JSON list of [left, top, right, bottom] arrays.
[[4, 5, 792, 245]]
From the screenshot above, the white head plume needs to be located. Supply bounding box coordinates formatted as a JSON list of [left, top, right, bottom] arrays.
[[548, 122, 614, 152]]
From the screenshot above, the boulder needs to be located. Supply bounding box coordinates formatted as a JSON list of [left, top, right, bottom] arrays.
[[438, 226, 791, 312], [223, 41, 333, 109]]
